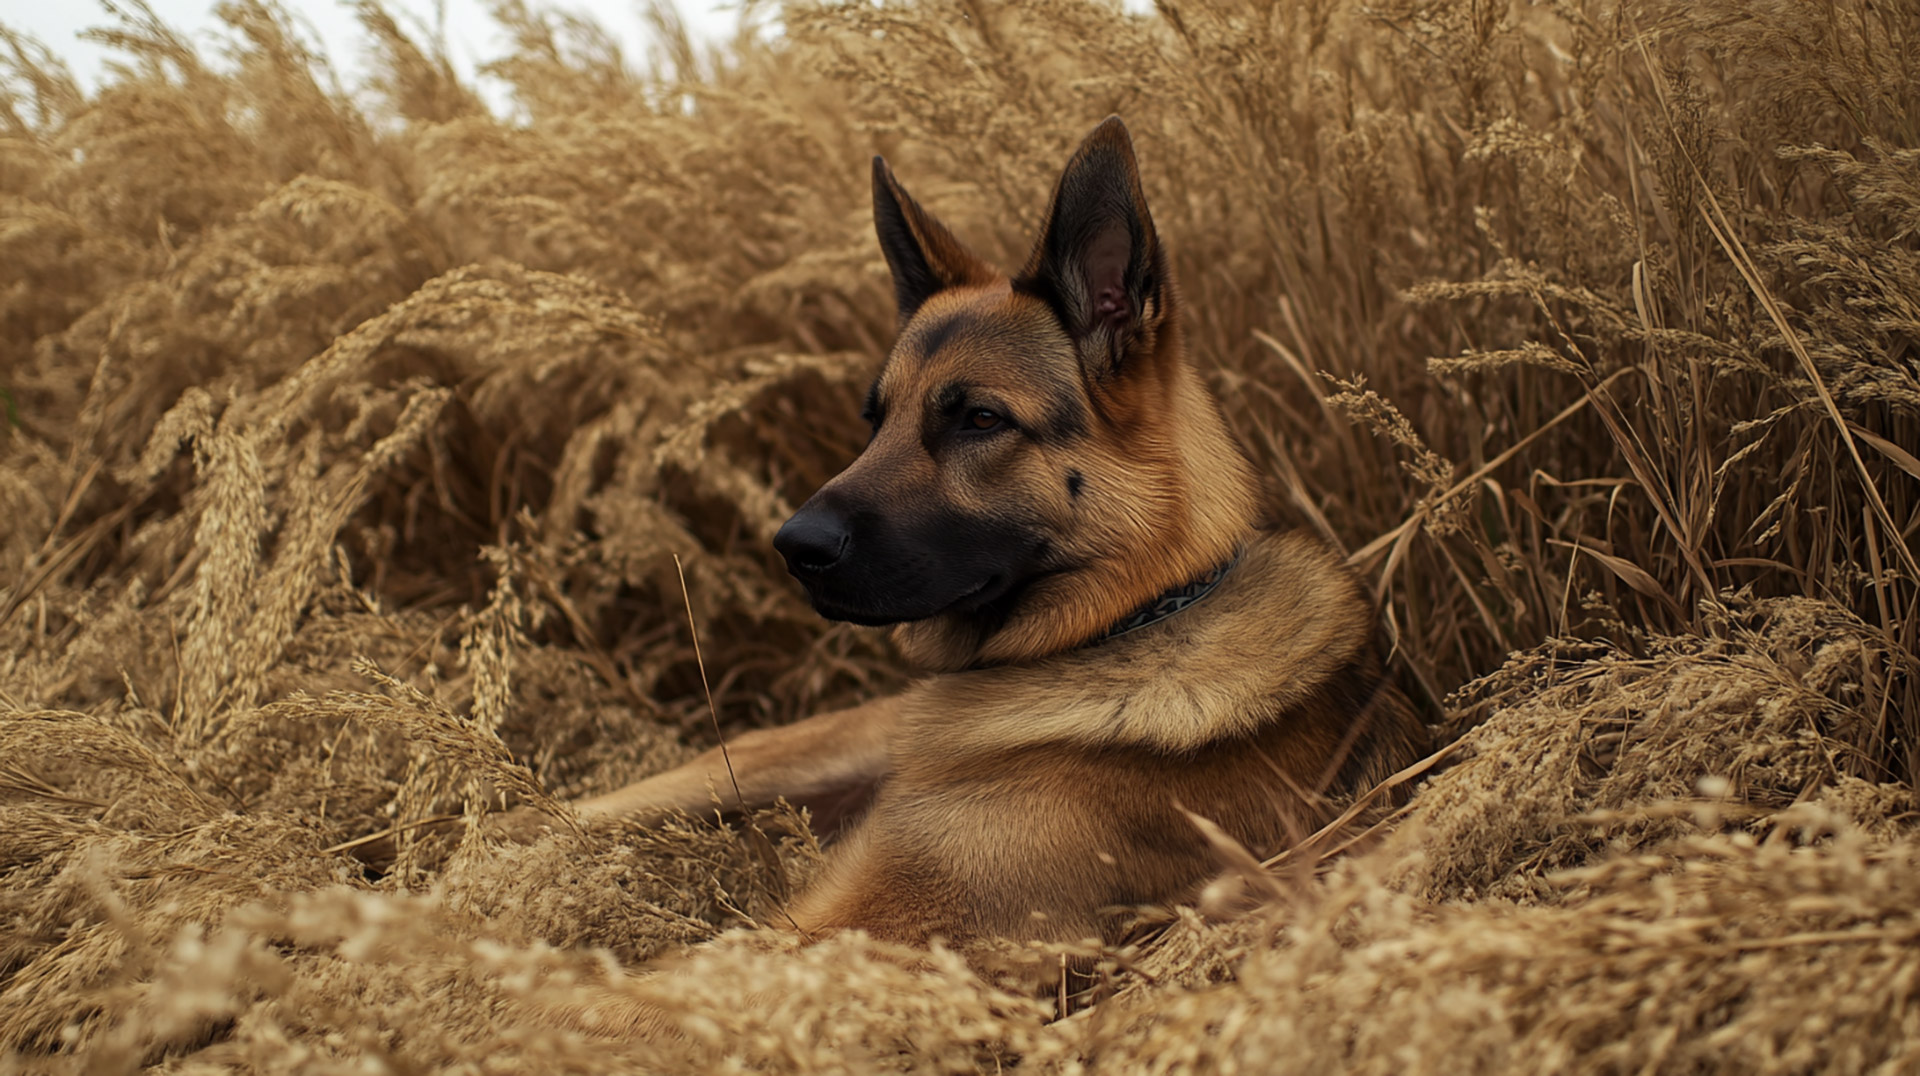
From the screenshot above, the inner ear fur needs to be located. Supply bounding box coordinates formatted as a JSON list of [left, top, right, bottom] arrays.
[[872, 157, 997, 327], [1014, 116, 1170, 377]]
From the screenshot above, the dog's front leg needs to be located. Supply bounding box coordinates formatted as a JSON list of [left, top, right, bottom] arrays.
[[574, 694, 902, 831], [348, 700, 902, 865]]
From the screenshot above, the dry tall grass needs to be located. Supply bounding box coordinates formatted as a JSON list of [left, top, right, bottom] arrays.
[[3, 0, 1918, 1071]]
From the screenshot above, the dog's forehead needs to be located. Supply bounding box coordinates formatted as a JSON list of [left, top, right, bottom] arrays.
[[876, 287, 1078, 407]]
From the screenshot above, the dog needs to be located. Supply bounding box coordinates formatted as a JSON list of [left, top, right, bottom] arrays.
[[568, 116, 1428, 950]]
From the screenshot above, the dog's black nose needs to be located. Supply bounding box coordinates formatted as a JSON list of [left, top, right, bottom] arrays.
[[774, 504, 850, 575]]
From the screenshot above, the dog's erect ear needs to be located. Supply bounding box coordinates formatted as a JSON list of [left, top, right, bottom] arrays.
[[1015, 117, 1169, 376], [873, 157, 995, 327]]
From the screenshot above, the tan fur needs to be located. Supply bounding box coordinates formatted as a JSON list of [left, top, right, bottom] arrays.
[[571, 119, 1428, 955]]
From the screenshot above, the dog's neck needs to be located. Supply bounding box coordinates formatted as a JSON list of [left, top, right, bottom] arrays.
[[893, 363, 1264, 673]]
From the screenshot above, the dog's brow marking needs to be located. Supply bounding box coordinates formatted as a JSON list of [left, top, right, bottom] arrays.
[[931, 382, 970, 416], [916, 311, 977, 359], [1067, 471, 1085, 498]]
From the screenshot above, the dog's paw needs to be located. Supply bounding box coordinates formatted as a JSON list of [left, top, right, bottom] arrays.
[[540, 993, 679, 1041], [483, 805, 562, 845], [337, 806, 566, 869]]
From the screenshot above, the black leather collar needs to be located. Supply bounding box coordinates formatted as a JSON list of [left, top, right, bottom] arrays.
[[1095, 548, 1242, 644]]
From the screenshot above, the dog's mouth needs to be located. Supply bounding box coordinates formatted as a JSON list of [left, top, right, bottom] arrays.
[[806, 597, 911, 627], [951, 573, 1006, 609], [803, 573, 1003, 626]]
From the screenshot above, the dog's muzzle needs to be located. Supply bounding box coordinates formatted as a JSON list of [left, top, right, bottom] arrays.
[[772, 494, 1042, 626]]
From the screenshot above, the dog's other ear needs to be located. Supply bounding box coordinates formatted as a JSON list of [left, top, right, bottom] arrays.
[[1015, 116, 1169, 377], [873, 157, 995, 327]]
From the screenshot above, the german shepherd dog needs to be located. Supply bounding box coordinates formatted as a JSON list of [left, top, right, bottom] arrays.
[[570, 117, 1427, 950]]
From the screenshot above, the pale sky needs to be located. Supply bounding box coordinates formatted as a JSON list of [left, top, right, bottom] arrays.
[[5, 0, 744, 101]]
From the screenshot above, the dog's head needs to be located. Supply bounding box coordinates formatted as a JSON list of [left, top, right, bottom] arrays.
[[774, 117, 1262, 670]]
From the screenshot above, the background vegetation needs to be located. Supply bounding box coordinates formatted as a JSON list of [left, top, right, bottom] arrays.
[[2, 0, 1918, 1070]]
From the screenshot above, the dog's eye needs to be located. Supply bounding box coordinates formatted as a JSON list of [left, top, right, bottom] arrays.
[[965, 408, 1004, 431]]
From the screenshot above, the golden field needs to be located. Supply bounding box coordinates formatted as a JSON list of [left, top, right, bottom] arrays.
[[2, 0, 1918, 1070]]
